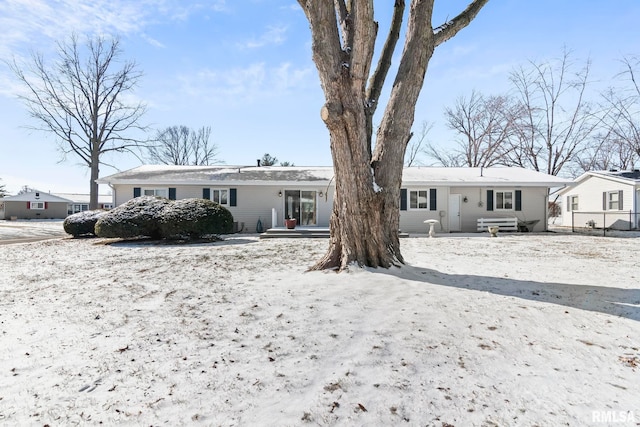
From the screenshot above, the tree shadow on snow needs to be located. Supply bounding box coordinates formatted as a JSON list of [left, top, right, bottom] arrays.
[[384, 265, 640, 322]]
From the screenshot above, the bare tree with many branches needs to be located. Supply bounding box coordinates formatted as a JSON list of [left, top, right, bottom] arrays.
[[8, 34, 147, 209], [298, 0, 488, 270], [427, 90, 520, 167], [505, 49, 599, 176], [147, 125, 219, 166], [597, 56, 640, 168]]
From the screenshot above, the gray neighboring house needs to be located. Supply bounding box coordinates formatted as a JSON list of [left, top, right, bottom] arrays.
[[559, 169, 640, 230], [97, 165, 570, 233], [55, 193, 114, 215], [2, 190, 72, 220]]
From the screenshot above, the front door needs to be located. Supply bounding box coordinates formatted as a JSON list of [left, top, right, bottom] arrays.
[[448, 194, 461, 232], [284, 190, 317, 226]]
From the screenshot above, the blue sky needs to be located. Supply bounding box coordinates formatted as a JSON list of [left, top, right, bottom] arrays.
[[1, 0, 638, 195]]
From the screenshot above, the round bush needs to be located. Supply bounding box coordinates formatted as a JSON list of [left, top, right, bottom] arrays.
[[158, 198, 234, 239], [63, 210, 107, 237], [95, 196, 172, 239]]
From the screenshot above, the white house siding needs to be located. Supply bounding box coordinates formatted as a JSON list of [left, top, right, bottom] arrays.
[[112, 184, 335, 233], [561, 176, 636, 229], [399, 186, 449, 233], [452, 186, 549, 233]]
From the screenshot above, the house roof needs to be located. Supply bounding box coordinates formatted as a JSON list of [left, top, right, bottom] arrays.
[[558, 170, 640, 194], [96, 165, 571, 188], [54, 193, 114, 205], [2, 190, 73, 203]]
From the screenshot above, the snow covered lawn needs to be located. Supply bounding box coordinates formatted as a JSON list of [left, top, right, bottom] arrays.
[[0, 232, 638, 426]]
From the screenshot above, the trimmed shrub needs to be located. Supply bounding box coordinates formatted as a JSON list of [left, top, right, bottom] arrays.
[[159, 198, 234, 239], [63, 210, 107, 237], [95, 196, 172, 239]]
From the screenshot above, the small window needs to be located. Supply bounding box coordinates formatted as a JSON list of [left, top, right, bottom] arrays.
[[570, 195, 579, 211], [30, 202, 45, 210], [608, 191, 620, 210], [210, 189, 229, 205], [495, 191, 514, 210], [143, 188, 168, 198], [409, 190, 428, 210]]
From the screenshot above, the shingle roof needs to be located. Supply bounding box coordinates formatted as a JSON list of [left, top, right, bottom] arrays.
[[2, 190, 73, 203], [97, 165, 571, 188]]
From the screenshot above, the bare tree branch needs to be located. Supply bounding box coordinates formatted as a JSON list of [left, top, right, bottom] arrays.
[[433, 0, 489, 47], [7, 34, 148, 208]]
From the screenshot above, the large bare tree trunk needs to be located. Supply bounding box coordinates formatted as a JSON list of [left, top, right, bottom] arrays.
[[300, 0, 488, 271]]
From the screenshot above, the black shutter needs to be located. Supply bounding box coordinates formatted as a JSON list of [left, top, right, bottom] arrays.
[[429, 189, 437, 211], [566, 195, 571, 212], [133, 187, 141, 198], [169, 188, 176, 200], [602, 192, 607, 211], [400, 188, 407, 211], [203, 188, 210, 199], [515, 190, 522, 211], [619, 190, 624, 210], [230, 188, 237, 206], [486, 190, 494, 211]]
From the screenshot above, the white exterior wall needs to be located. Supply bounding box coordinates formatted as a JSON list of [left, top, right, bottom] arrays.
[[112, 183, 335, 233], [457, 186, 549, 232], [398, 186, 549, 233], [399, 186, 449, 233], [561, 176, 637, 229]]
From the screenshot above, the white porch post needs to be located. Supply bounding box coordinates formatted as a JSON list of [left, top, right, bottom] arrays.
[[272, 207, 277, 228]]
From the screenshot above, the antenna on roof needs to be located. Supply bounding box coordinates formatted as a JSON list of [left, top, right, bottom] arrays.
[[480, 166, 484, 177]]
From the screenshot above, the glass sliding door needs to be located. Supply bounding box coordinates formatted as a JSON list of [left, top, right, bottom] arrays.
[[284, 190, 317, 226]]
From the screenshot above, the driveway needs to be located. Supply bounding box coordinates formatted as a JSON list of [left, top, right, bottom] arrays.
[[0, 220, 68, 245]]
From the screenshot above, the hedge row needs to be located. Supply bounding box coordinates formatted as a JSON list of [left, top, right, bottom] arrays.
[[64, 196, 234, 239]]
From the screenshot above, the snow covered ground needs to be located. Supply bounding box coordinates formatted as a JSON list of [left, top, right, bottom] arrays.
[[0, 223, 639, 426]]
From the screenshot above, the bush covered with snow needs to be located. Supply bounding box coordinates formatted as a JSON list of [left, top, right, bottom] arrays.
[[94, 196, 233, 240], [63, 210, 107, 237], [95, 196, 172, 239], [158, 198, 233, 239]]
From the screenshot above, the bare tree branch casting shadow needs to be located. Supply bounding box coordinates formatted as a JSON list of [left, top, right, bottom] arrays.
[[385, 265, 640, 322]]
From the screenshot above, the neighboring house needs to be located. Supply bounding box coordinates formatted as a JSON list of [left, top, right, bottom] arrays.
[[97, 165, 570, 233], [2, 190, 73, 220], [55, 193, 114, 215], [559, 170, 640, 230]]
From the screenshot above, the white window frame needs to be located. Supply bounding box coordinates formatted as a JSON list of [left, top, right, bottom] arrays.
[[607, 191, 620, 210], [30, 201, 45, 210], [495, 190, 514, 211], [103, 203, 113, 210], [209, 188, 229, 206], [570, 195, 579, 211], [142, 188, 169, 198], [409, 190, 429, 210]]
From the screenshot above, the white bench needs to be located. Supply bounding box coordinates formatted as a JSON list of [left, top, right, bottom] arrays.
[[477, 217, 519, 232]]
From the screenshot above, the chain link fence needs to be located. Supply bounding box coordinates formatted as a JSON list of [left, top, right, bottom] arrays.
[[571, 211, 640, 235]]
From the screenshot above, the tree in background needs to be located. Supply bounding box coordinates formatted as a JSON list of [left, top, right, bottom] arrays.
[[259, 153, 294, 166], [505, 49, 599, 176], [404, 121, 433, 166], [598, 56, 640, 168], [147, 125, 219, 165], [8, 34, 147, 209], [298, 0, 488, 270], [259, 153, 278, 166], [427, 91, 520, 167], [0, 179, 8, 198]]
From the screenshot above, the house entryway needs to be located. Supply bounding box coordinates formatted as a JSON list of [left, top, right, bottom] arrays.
[[284, 190, 317, 226], [448, 194, 461, 231]]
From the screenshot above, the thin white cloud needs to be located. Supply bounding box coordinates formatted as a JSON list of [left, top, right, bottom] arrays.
[[238, 26, 288, 49], [173, 61, 314, 106], [0, 0, 226, 58]]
